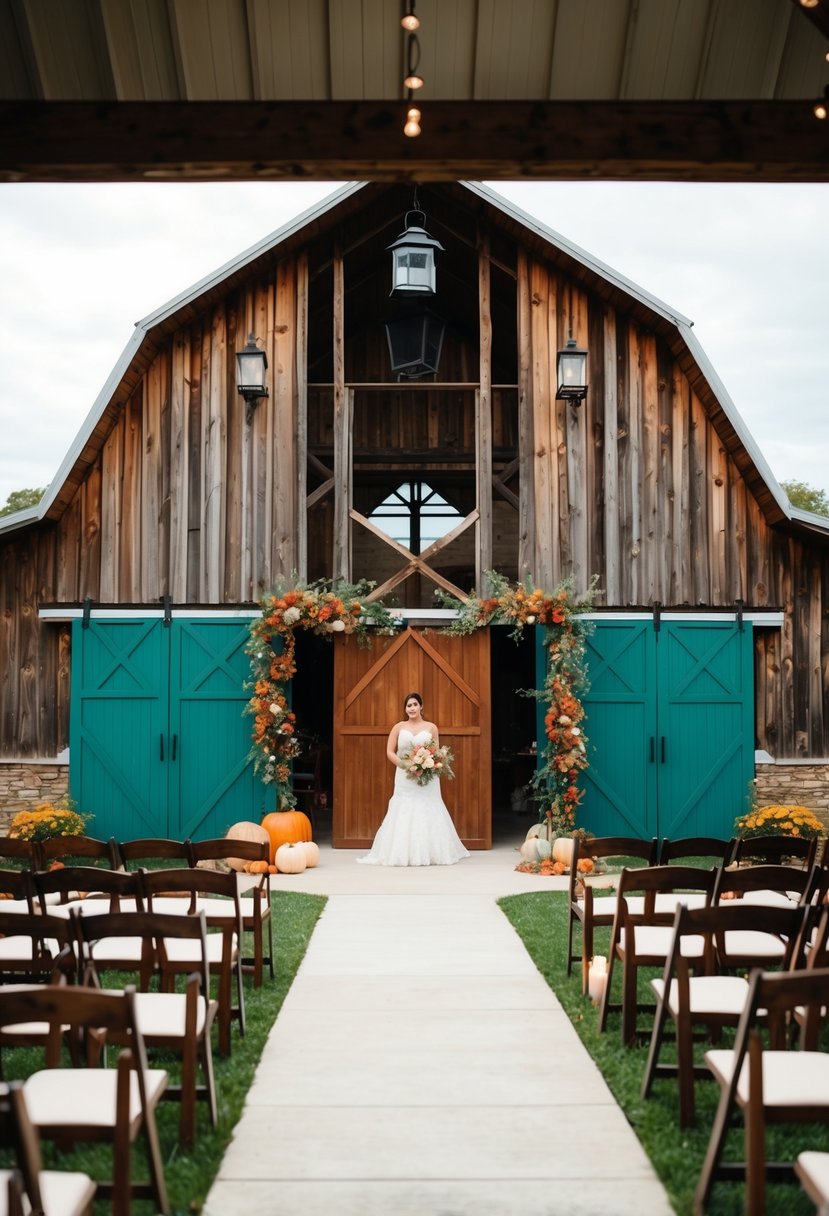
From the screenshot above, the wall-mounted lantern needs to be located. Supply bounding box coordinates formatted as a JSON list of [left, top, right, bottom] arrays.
[[556, 338, 588, 407], [388, 207, 444, 298], [385, 309, 445, 379], [235, 334, 268, 422]]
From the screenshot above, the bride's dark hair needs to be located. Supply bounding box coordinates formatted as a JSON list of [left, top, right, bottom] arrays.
[[403, 691, 423, 713]]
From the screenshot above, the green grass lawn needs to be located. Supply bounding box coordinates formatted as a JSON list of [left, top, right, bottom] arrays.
[[500, 889, 829, 1216], [0, 889, 326, 1214]]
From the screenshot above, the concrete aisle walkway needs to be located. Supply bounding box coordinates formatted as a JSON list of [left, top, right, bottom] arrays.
[[204, 844, 674, 1216]]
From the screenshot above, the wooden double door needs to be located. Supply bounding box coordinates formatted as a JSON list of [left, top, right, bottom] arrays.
[[333, 626, 491, 848]]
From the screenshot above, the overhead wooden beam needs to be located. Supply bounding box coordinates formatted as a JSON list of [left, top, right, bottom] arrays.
[[1, 100, 828, 182]]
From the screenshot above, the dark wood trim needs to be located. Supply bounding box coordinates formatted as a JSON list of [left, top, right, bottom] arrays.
[[2, 100, 828, 183]]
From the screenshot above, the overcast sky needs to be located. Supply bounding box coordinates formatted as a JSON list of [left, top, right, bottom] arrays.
[[0, 180, 827, 509]]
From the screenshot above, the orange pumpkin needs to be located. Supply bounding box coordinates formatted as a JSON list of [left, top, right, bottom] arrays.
[[261, 810, 313, 862]]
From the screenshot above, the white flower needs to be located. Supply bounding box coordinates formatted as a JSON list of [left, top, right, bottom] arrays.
[[571, 727, 581, 736], [330, 619, 346, 632], [526, 614, 536, 624], [269, 755, 276, 762], [283, 606, 301, 625], [269, 703, 282, 716], [424, 756, 435, 768], [559, 714, 571, 725]]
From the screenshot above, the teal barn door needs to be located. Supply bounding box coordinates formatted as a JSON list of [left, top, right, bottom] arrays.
[[579, 619, 754, 839], [578, 622, 657, 839], [70, 619, 168, 840], [656, 621, 755, 839], [71, 616, 261, 840], [170, 620, 263, 840]]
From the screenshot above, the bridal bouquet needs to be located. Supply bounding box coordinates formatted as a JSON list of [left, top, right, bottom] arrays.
[[402, 736, 455, 786]]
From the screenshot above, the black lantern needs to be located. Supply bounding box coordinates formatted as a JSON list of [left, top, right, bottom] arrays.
[[385, 309, 445, 380], [388, 209, 444, 298], [556, 338, 588, 407], [235, 334, 268, 421]]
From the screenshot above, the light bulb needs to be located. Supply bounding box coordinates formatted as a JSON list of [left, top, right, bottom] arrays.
[[800, 0, 818, 8], [814, 100, 828, 119], [401, 13, 420, 30], [403, 73, 424, 89], [404, 107, 421, 137]]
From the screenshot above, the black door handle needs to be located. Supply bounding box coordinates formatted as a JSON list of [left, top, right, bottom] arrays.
[[661, 736, 666, 763], [160, 734, 164, 761]]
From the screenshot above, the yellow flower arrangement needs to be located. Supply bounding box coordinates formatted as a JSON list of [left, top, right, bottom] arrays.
[[733, 803, 823, 840], [8, 799, 90, 843]]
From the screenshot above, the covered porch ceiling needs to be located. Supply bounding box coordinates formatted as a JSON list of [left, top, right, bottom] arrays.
[[1, 0, 828, 183]]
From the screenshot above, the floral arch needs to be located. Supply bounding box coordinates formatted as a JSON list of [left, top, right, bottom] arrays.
[[246, 574, 596, 825]]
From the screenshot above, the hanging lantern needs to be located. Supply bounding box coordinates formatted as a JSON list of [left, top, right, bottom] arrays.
[[388, 208, 444, 298], [556, 338, 588, 406], [385, 309, 445, 379]]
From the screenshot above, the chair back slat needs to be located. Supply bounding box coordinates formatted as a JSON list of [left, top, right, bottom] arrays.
[[39, 835, 120, 869], [33, 865, 143, 912], [731, 833, 817, 869], [713, 861, 817, 906], [117, 838, 193, 870], [659, 836, 735, 864]]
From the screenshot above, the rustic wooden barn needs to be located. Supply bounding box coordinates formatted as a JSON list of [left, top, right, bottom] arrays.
[[1, 180, 827, 843]]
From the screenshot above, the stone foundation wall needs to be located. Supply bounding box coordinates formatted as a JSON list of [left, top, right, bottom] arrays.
[[754, 762, 829, 834], [0, 762, 70, 833]]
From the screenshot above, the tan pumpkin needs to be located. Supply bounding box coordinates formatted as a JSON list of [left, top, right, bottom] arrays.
[[275, 842, 308, 874], [299, 840, 320, 868], [224, 821, 271, 871], [261, 810, 313, 863], [552, 836, 575, 867]]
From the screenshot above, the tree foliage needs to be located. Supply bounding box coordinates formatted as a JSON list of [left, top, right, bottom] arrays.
[[780, 479, 829, 516], [0, 487, 45, 517]]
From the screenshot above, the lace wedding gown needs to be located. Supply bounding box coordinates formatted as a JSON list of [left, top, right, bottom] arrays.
[[357, 728, 470, 866]]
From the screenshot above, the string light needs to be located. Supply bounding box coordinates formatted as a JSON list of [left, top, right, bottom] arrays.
[[813, 84, 829, 120], [404, 107, 422, 137], [401, 0, 419, 30], [401, 0, 424, 136]]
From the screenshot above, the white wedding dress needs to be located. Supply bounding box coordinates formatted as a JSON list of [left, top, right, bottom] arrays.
[[357, 729, 470, 866]]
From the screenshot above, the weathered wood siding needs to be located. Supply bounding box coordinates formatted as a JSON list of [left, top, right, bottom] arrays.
[[2, 235, 828, 763]]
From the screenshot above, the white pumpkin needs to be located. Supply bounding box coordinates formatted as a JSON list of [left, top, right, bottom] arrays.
[[224, 821, 271, 872], [552, 836, 575, 867], [299, 840, 320, 868], [275, 842, 307, 874], [536, 838, 552, 861], [519, 839, 538, 862], [525, 823, 542, 841]]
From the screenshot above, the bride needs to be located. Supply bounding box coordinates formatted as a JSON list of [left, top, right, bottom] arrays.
[[358, 692, 470, 866]]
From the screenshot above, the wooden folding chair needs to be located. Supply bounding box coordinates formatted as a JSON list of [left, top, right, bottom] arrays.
[[39, 835, 121, 870], [117, 837, 193, 870], [659, 836, 735, 865], [0, 837, 42, 872], [33, 865, 144, 914], [641, 901, 806, 1126], [597, 864, 717, 1045], [0, 869, 35, 916], [0, 985, 170, 1216], [731, 833, 818, 870], [713, 862, 817, 920], [695, 966, 829, 1216], [74, 907, 219, 1150], [796, 1152, 829, 1216], [0, 909, 74, 986], [188, 837, 274, 986], [566, 835, 659, 994], [140, 867, 245, 1055], [0, 1080, 96, 1216]]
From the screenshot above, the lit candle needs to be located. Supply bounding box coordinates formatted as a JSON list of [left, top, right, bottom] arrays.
[[588, 955, 607, 1004]]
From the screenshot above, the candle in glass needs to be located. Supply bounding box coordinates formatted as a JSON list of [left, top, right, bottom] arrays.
[[588, 954, 607, 1004]]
